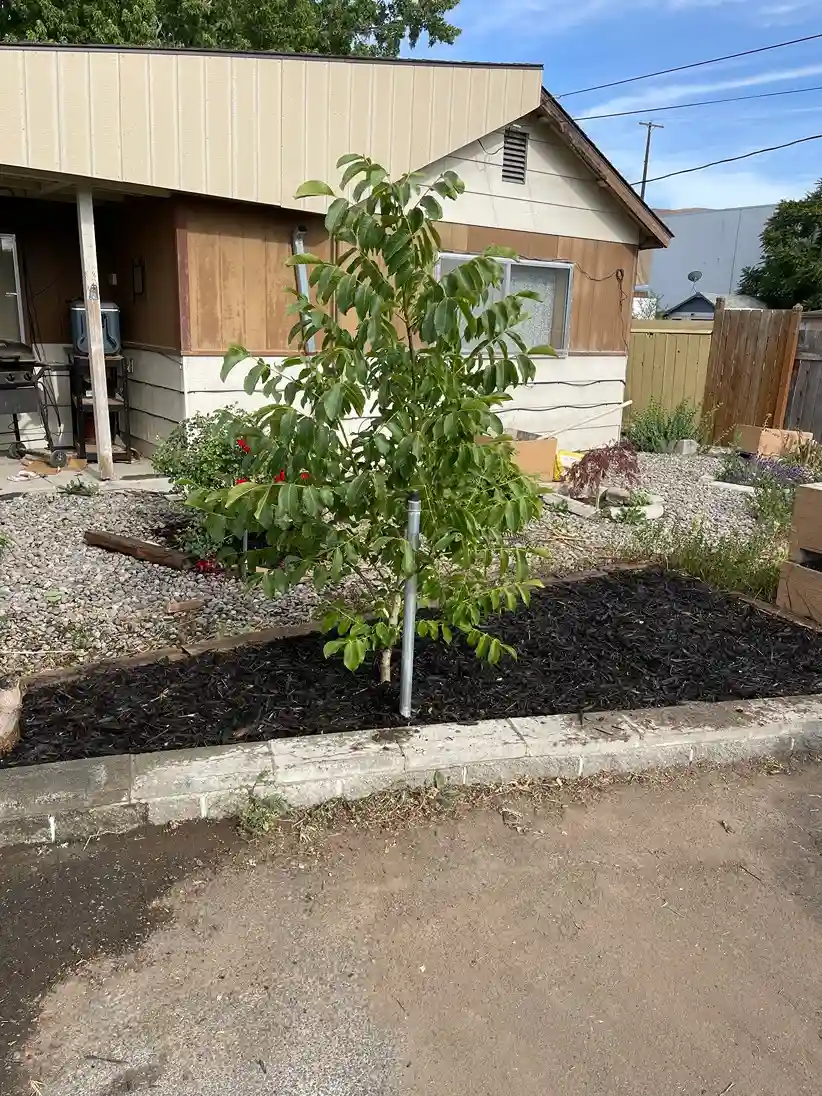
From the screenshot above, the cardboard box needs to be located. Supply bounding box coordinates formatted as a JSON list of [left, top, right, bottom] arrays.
[[478, 434, 557, 483], [776, 560, 822, 626], [789, 482, 822, 558], [736, 425, 812, 457]]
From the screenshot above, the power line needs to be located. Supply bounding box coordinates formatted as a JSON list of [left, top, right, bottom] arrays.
[[557, 32, 822, 98], [634, 132, 822, 186], [576, 83, 822, 120]]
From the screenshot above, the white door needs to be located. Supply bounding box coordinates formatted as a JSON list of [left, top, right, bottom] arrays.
[[0, 235, 24, 343]]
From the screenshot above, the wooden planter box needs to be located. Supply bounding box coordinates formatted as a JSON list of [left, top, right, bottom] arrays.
[[736, 425, 812, 457], [478, 434, 557, 483], [789, 483, 822, 558], [776, 561, 822, 626]]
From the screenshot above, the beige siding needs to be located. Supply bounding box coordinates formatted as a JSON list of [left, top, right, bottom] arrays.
[[421, 117, 640, 245], [182, 352, 626, 450], [0, 47, 542, 210]]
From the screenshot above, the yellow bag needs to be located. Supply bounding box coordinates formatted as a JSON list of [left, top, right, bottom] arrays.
[[554, 450, 583, 481]]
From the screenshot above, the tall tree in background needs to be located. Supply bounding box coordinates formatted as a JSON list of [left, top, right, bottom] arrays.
[[0, 0, 460, 55], [739, 181, 822, 311]]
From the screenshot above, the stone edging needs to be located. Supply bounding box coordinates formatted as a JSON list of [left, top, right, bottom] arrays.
[[1, 694, 821, 847]]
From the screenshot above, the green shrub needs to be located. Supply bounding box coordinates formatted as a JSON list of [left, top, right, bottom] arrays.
[[152, 406, 257, 493], [634, 521, 786, 602], [784, 435, 822, 479], [750, 479, 795, 535], [623, 398, 706, 453]]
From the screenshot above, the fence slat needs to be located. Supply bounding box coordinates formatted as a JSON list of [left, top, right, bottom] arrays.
[[626, 320, 713, 420]]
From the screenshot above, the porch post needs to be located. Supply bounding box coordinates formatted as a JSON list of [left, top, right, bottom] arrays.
[[76, 188, 114, 480]]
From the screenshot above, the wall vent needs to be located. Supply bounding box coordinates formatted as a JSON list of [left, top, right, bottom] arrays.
[[502, 128, 528, 184]]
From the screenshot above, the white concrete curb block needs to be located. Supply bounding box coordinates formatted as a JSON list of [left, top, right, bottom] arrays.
[[1, 694, 821, 846]]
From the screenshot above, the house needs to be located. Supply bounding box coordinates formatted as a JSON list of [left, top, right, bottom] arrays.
[[662, 291, 766, 320], [0, 44, 671, 473], [637, 203, 775, 312]]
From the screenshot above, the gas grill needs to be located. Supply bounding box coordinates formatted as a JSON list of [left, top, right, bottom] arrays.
[[0, 340, 65, 465]]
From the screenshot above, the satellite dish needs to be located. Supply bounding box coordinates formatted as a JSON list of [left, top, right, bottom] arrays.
[[687, 270, 703, 284]]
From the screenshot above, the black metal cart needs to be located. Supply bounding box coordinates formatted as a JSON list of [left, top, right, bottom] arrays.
[[68, 352, 133, 462]]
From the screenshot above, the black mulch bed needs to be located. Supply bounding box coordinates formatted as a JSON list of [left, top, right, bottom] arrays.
[[7, 568, 822, 769]]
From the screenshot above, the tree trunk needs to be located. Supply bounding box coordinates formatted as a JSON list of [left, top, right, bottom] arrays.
[[379, 594, 403, 685], [0, 678, 22, 755], [379, 647, 392, 684]]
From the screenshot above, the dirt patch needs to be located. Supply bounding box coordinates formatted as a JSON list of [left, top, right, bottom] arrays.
[[7, 569, 822, 768], [0, 821, 236, 1090], [8, 758, 822, 1096]]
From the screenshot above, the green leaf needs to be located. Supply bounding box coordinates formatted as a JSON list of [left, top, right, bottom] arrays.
[[243, 360, 266, 395], [323, 638, 347, 657], [402, 542, 415, 577], [419, 194, 443, 221], [336, 153, 362, 167], [323, 384, 344, 421], [294, 180, 336, 198], [225, 480, 260, 507], [527, 344, 558, 357], [286, 252, 322, 266], [325, 197, 350, 234], [221, 344, 250, 381], [343, 637, 366, 671], [484, 245, 518, 260]]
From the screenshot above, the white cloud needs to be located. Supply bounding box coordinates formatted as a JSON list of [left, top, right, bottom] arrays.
[[649, 165, 814, 208]]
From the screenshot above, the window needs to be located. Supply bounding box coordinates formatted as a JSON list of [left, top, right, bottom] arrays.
[[502, 128, 529, 184], [438, 253, 572, 354]]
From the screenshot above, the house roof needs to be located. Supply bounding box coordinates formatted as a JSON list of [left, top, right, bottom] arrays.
[[538, 91, 672, 250], [0, 43, 669, 247], [663, 291, 766, 315]]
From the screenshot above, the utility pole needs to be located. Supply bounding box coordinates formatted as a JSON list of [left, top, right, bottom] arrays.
[[638, 121, 664, 200]]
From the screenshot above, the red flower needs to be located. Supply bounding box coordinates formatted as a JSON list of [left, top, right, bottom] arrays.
[[300, 471, 310, 481], [235, 477, 249, 484], [236, 438, 251, 453], [274, 470, 286, 482], [195, 558, 222, 574]]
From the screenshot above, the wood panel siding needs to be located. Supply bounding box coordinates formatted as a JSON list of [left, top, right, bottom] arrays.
[[98, 197, 181, 350], [437, 222, 636, 355], [180, 211, 636, 357], [179, 198, 329, 355]]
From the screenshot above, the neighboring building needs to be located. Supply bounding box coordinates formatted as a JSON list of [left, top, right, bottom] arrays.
[[0, 44, 670, 458], [662, 291, 766, 320], [639, 204, 775, 313]]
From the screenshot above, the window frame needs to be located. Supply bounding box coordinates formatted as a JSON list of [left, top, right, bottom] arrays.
[[437, 252, 574, 357]]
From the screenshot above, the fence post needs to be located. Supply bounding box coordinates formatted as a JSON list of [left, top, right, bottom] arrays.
[[703, 296, 726, 442], [773, 304, 804, 429]]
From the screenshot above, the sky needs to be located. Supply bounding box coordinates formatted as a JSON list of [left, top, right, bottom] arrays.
[[407, 0, 822, 211]]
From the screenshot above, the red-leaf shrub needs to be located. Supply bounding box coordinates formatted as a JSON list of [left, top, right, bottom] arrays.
[[564, 441, 639, 499]]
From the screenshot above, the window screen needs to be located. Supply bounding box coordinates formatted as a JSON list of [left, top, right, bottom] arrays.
[[438, 254, 571, 353]]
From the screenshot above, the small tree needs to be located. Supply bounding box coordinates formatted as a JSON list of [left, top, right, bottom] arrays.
[[191, 155, 554, 682], [739, 181, 822, 310]]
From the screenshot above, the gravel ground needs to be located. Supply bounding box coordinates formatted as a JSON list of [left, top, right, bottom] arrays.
[[0, 493, 320, 675], [0, 454, 756, 675], [529, 452, 756, 571]]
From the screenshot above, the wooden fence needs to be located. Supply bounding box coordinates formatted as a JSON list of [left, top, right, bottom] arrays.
[[702, 300, 803, 442], [785, 312, 822, 439], [625, 320, 713, 420]]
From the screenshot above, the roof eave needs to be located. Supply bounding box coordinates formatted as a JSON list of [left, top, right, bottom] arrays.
[[537, 90, 673, 250]]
